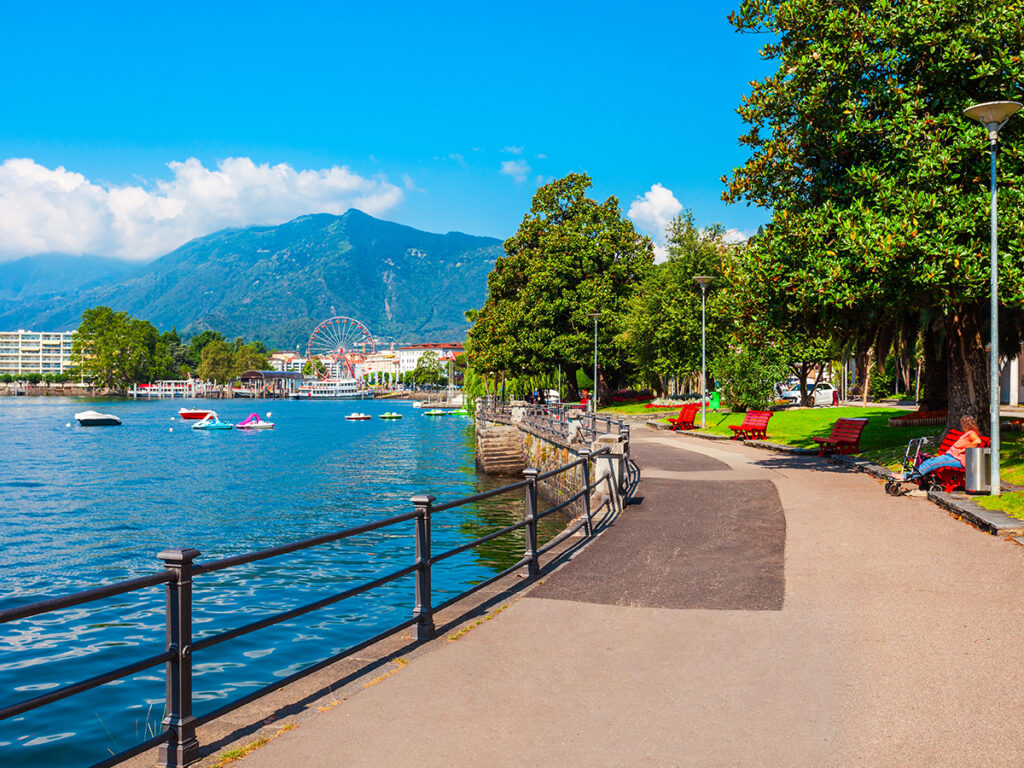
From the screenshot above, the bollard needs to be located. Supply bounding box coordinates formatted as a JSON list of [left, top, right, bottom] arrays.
[[157, 547, 201, 768], [411, 495, 436, 641], [523, 468, 540, 577]]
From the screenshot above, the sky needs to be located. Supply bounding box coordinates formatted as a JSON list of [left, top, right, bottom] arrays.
[[0, 1, 776, 263]]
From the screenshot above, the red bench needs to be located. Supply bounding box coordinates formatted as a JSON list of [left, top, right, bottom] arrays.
[[729, 410, 773, 441], [667, 403, 701, 431], [923, 429, 991, 493], [812, 417, 868, 456]]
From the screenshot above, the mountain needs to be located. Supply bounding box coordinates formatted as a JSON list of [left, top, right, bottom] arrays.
[[0, 253, 141, 303], [0, 210, 502, 348]]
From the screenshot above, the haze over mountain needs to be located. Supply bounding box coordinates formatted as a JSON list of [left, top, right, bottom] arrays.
[[0, 210, 501, 349]]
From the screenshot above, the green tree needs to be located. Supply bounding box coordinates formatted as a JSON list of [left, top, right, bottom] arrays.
[[623, 211, 733, 394], [303, 356, 328, 378], [198, 338, 233, 382], [232, 342, 269, 376], [188, 330, 224, 368], [71, 306, 166, 388], [468, 173, 653, 405], [724, 0, 1024, 430], [410, 350, 447, 388]]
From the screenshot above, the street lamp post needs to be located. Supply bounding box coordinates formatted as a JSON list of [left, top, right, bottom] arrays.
[[694, 276, 713, 428], [964, 100, 1021, 496], [589, 312, 602, 413]]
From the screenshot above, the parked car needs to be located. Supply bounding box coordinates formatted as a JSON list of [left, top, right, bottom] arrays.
[[781, 381, 836, 406]]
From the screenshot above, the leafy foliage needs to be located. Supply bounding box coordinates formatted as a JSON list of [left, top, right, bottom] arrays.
[[622, 211, 732, 391], [70, 306, 170, 388], [468, 174, 653, 403], [724, 0, 1024, 426]]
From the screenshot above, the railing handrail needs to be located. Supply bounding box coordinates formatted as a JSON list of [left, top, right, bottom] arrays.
[[0, 430, 630, 768]]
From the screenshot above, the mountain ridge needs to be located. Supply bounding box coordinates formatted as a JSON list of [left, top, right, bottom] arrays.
[[0, 210, 501, 348]]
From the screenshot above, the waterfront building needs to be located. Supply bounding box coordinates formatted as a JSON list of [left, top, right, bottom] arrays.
[[397, 343, 464, 375], [0, 329, 76, 375], [363, 350, 401, 379], [267, 352, 304, 372]]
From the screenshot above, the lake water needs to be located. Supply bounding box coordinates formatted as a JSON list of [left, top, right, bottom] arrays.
[[0, 397, 544, 767]]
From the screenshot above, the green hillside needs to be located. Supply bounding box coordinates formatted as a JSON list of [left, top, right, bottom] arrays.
[[0, 210, 501, 348]]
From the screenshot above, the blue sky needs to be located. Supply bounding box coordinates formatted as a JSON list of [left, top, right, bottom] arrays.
[[0, 1, 775, 261]]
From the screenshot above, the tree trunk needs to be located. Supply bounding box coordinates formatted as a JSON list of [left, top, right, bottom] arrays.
[[861, 348, 874, 405], [945, 305, 989, 434], [565, 366, 580, 402], [918, 321, 948, 411], [595, 366, 613, 408]]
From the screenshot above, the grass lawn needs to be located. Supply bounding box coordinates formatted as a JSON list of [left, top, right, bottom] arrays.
[[630, 405, 1024, 482], [976, 492, 1024, 520]]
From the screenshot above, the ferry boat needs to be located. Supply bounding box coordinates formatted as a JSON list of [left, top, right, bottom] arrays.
[[289, 378, 359, 400]]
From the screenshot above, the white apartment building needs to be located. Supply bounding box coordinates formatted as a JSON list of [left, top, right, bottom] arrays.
[[0, 330, 76, 375], [267, 352, 304, 373], [397, 343, 464, 374]]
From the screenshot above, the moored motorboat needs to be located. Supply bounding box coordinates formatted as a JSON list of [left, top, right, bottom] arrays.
[[179, 407, 215, 420], [379, 412, 402, 420], [236, 413, 275, 430], [423, 409, 447, 416], [75, 410, 122, 427], [192, 412, 234, 430], [345, 413, 372, 421]]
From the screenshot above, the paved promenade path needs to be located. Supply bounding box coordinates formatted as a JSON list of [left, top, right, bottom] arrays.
[[241, 430, 1024, 767]]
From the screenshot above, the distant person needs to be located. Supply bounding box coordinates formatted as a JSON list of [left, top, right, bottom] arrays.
[[897, 415, 983, 482], [832, 389, 839, 407]]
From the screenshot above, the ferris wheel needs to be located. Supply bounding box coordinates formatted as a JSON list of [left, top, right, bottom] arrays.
[[305, 316, 375, 379]]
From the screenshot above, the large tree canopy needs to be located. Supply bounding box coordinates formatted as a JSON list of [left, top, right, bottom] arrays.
[[468, 173, 653, 403], [725, 0, 1024, 428]]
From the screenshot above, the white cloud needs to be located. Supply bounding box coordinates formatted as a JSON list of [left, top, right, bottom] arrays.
[[500, 159, 531, 182], [0, 157, 404, 261], [722, 228, 752, 244], [627, 183, 683, 263], [502, 146, 524, 155]]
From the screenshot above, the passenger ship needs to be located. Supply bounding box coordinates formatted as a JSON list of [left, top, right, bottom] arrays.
[[289, 378, 360, 399]]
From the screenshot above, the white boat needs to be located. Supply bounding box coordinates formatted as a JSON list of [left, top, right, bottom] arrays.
[[75, 410, 122, 427], [345, 412, 372, 421], [290, 378, 360, 399]]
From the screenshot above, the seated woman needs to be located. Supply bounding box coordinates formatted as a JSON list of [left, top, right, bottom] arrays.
[[898, 415, 983, 482]]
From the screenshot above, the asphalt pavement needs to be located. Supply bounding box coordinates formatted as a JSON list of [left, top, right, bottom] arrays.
[[237, 429, 1024, 767]]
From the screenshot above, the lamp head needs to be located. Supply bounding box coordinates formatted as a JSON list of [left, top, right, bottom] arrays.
[[588, 312, 603, 320], [964, 101, 1022, 140], [694, 275, 714, 290]]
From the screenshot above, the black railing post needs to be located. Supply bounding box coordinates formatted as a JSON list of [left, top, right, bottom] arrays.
[[579, 449, 594, 536], [157, 547, 201, 768], [412, 495, 435, 641], [523, 468, 540, 577]]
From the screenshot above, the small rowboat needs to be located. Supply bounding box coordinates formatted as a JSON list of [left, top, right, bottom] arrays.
[[345, 413, 372, 421], [236, 413, 274, 430], [192, 412, 233, 430], [379, 412, 402, 420], [179, 407, 215, 420], [75, 410, 121, 427]]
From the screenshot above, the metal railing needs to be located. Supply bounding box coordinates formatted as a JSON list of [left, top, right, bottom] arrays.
[[0, 448, 617, 768]]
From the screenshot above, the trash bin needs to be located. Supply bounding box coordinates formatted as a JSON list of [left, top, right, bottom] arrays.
[[709, 390, 721, 410], [965, 446, 991, 493]]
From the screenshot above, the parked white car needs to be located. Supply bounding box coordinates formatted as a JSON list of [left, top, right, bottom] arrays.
[[781, 381, 836, 406]]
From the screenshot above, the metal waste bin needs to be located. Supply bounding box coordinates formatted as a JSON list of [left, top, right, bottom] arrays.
[[965, 446, 991, 493], [709, 390, 721, 410]]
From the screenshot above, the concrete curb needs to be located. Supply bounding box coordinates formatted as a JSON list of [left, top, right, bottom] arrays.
[[927, 491, 1024, 537]]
